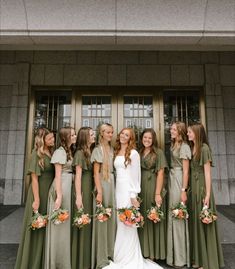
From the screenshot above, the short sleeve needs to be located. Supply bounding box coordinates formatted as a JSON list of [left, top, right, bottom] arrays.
[[200, 144, 213, 166], [72, 150, 88, 170], [179, 143, 191, 160], [91, 146, 103, 164], [155, 148, 168, 172], [51, 147, 67, 165], [27, 149, 41, 176]]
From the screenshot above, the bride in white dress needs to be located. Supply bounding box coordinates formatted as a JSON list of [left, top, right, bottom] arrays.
[[104, 128, 163, 269]]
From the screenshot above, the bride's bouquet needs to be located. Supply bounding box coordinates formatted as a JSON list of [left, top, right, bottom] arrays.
[[147, 205, 164, 223], [73, 208, 91, 229], [199, 205, 217, 224], [95, 203, 112, 222], [30, 211, 48, 230], [117, 206, 144, 228], [49, 208, 69, 225], [171, 202, 189, 220]]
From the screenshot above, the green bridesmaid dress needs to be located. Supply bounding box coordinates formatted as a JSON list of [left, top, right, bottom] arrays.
[[14, 149, 54, 269], [189, 143, 224, 269]]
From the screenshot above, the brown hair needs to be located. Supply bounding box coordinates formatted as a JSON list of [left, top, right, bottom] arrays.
[[139, 128, 158, 168], [59, 127, 75, 161], [188, 123, 210, 160], [171, 121, 188, 149], [114, 128, 136, 167], [34, 127, 54, 169], [76, 127, 94, 166]]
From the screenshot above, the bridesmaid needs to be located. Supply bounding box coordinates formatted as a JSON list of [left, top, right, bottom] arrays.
[[138, 128, 168, 261], [45, 127, 76, 269], [91, 123, 116, 269], [15, 128, 55, 269], [166, 122, 191, 268], [72, 127, 95, 269], [187, 123, 224, 269]]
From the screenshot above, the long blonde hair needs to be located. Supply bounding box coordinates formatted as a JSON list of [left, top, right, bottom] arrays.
[[34, 128, 54, 169], [171, 121, 188, 150], [98, 123, 113, 180], [114, 128, 136, 167]]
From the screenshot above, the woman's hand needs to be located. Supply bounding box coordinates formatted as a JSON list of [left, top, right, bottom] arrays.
[[131, 198, 140, 208], [76, 195, 83, 209], [96, 192, 103, 204], [203, 194, 210, 207], [32, 199, 40, 212], [54, 197, 62, 210], [155, 194, 162, 207], [181, 191, 187, 204]]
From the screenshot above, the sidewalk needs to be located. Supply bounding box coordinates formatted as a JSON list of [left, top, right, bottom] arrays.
[[0, 205, 235, 269]]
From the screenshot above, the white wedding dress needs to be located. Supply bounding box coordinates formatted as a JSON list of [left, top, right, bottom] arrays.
[[103, 149, 163, 269]]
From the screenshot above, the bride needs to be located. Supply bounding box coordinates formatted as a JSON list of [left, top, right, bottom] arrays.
[[104, 128, 163, 269]]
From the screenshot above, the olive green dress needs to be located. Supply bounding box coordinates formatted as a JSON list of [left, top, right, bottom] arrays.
[[167, 143, 191, 267], [71, 150, 93, 269], [139, 148, 168, 260], [15, 150, 54, 269], [189, 143, 224, 269], [44, 146, 73, 269], [91, 145, 116, 269]]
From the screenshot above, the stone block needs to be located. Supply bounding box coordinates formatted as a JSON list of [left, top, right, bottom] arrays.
[[17, 96, 28, 108], [217, 131, 227, 155], [0, 108, 10, 130], [15, 51, 34, 63], [14, 155, 25, 179], [212, 154, 228, 181], [212, 180, 230, 205], [0, 65, 16, 84], [189, 65, 204, 85], [206, 107, 217, 131], [220, 65, 235, 86], [5, 155, 14, 179], [215, 84, 222, 96], [64, 65, 107, 86], [3, 178, 22, 205], [171, 65, 189, 86], [0, 51, 15, 64], [222, 86, 235, 108], [9, 108, 18, 130], [0, 86, 13, 107], [224, 109, 235, 131], [226, 132, 235, 154], [16, 63, 30, 83], [34, 51, 76, 64], [127, 65, 170, 86], [227, 155, 235, 179], [0, 131, 8, 154], [159, 52, 201, 64], [229, 181, 235, 204], [206, 95, 216, 108], [205, 83, 215, 95], [7, 132, 16, 155], [45, 65, 63, 85], [77, 51, 96, 64], [16, 131, 26, 155], [220, 52, 235, 64], [0, 155, 7, 178], [208, 131, 218, 154], [30, 64, 45, 85], [216, 108, 225, 130], [139, 51, 158, 64], [205, 64, 220, 84], [108, 65, 126, 85], [215, 95, 223, 108], [200, 52, 219, 64], [96, 51, 139, 64], [0, 183, 3, 204], [18, 81, 29, 96], [17, 108, 27, 130]]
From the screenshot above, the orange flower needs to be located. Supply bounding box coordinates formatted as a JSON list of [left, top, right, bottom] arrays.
[[178, 209, 184, 219], [119, 213, 126, 222], [125, 209, 132, 219], [58, 212, 69, 222]]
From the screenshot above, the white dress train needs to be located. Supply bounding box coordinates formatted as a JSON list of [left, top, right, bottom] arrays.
[[103, 150, 163, 269]]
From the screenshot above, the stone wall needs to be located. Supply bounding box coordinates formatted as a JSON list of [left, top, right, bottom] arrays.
[[0, 51, 234, 204]]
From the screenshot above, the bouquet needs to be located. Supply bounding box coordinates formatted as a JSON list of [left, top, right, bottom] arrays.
[[73, 208, 91, 229], [30, 211, 48, 230], [117, 207, 144, 228], [95, 203, 112, 222], [147, 205, 164, 223], [171, 202, 189, 220], [199, 205, 217, 224], [49, 208, 69, 225]]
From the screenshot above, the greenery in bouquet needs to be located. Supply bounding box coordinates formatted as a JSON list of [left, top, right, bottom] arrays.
[[199, 205, 217, 224], [49, 208, 69, 225], [73, 208, 91, 229], [95, 203, 112, 222], [147, 205, 164, 223], [171, 202, 189, 220], [30, 211, 48, 230]]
